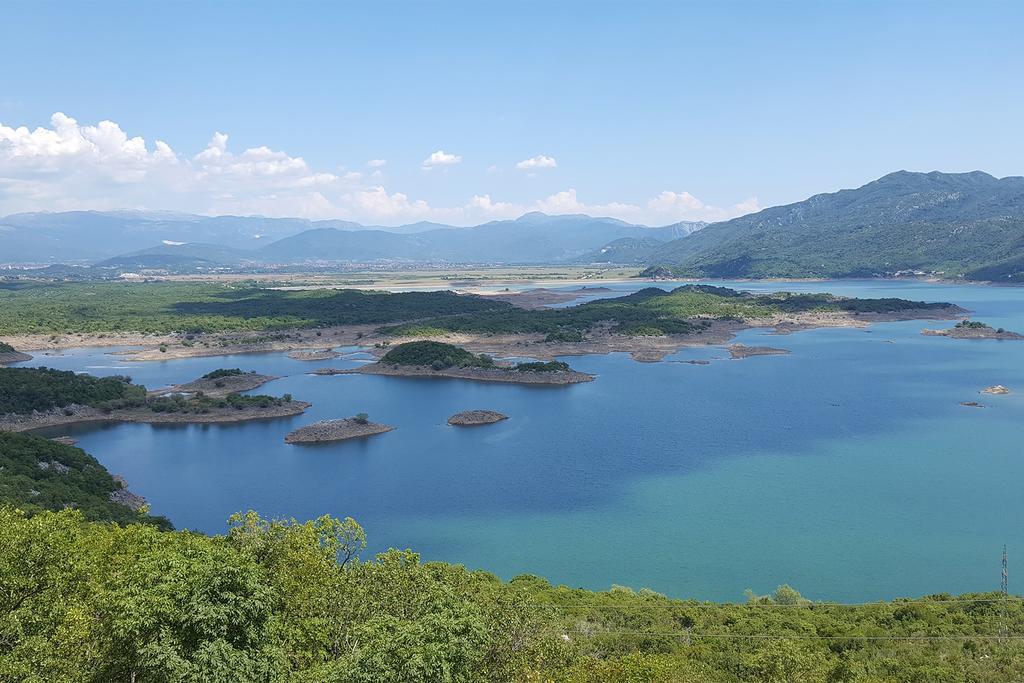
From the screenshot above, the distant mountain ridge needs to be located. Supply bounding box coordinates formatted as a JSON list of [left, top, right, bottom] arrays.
[[0, 209, 704, 267], [648, 171, 1024, 281]]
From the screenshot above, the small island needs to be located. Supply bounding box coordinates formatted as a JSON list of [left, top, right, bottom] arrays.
[[448, 410, 509, 426], [0, 341, 32, 365], [160, 368, 278, 397], [287, 349, 343, 361], [923, 320, 1024, 340], [328, 341, 594, 385], [981, 385, 1010, 395], [285, 414, 394, 444], [727, 344, 790, 359]]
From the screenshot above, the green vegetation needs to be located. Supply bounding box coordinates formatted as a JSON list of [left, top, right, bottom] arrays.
[[0, 281, 954, 342], [515, 361, 571, 372], [380, 340, 496, 370], [146, 392, 294, 414], [647, 171, 1024, 281], [2, 506, 1021, 682], [0, 341, 16, 353], [201, 367, 248, 380], [0, 432, 170, 529], [383, 286, 952, 339], [0, 367, 294, 417], [955, 320, 990, 330], [0, 367, 147, 414], [0, 282, 512, 334]]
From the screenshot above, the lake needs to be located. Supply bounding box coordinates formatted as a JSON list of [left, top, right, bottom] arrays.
[[19, 279, 1024, 602]]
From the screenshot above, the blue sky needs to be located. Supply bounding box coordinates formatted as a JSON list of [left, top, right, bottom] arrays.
[[1, 0, 1021, 225]]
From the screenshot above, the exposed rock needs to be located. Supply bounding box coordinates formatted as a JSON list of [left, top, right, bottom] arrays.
[[332, 363, 594, 385], [161, 371, 277, 398], [109, 474, 147, 511], [960, 401, 985, 408], [285, 418, 394, 444], [37, 460, 71, 473], [50, 436, 78, 446], [923, 321, 1024, 340], [982, 385, 1011, 395], [727, 344, 790, 359], [447, 410, 508, 426], [0, 350, 32, 365], [288, 349, 342, 361]]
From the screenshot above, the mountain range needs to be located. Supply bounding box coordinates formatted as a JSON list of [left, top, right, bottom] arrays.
[[647, 170, 1024, 281], [3, 171, 1024, 282], [0, 210, 703, 269]]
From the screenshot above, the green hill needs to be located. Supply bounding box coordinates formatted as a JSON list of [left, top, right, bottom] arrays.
[[0, 432, 170, 528], [1, 505, 1021, 681], [649, 171, 1024, 281]]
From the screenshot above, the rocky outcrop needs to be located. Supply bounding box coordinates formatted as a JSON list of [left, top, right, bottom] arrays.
[[110, 475, 147, 511], [923, 322, 1024, 340], [0, 350, 32, 365], [287, 349, 343, 361], [285, 418, 394, 444], [727, 344, 790, 359], [982, 385, 1011, 395], [163, 372, 277, 398], [447, 410, 508, 426], [331, 363, 594, 385]]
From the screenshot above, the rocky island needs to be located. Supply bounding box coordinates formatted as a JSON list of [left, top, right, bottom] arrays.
[[285, 416, 394, 444], [981, 385, 1011, 395], [923, 320, 1024, 340], [158, 368, 278, 397], [727, 344, 790, 359], [448, 410, 509, 426], [287, 349, 343, 361], [331, 341, 594, 385]]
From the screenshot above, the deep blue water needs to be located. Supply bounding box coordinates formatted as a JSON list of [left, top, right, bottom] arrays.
[[18, 280, 1024, 602]]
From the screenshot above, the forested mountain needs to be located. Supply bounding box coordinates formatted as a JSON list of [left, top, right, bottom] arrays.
[[649, 171, 1024, 280]]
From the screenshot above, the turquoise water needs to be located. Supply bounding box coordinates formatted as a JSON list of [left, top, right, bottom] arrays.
[[19, 280, 1024, 602]]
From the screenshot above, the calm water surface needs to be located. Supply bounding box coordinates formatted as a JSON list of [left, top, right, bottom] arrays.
[[20, 280, 1024, 602]]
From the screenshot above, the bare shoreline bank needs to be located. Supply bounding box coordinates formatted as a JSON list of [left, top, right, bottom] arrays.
[[315, 363, 594, 385], [0, 401, 312, 434]]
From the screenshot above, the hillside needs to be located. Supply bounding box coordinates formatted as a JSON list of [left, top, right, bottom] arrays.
[[649, 171, 1024, 280], [2, 505, 1021, 681], [0, 432, 170, 527]]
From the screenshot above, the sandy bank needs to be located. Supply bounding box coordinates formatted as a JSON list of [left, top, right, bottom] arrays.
[[0, 400, 311, 433], [285, 418, 394, 444], [323, 363, 594, 385], [448, 410, 509, 426]]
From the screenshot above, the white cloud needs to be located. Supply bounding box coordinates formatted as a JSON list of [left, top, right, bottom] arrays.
[[421, 149, 461, 170], [367, 159, 387, 167], [515, 154, 557, 171], [0, 112, 759, 226]]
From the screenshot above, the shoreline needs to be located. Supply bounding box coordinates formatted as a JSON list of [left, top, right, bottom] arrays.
[[0, 401, 312, 434], [319, 363, 595, 385]]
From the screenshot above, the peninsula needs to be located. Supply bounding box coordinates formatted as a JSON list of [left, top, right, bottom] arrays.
[[0, 366, 309, 432]]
